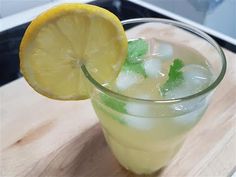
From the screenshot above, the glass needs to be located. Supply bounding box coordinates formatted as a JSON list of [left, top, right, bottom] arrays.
[[81, 18, 226, 175]]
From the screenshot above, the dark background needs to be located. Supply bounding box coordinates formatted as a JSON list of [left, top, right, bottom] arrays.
[[0, 0, 234, 86]]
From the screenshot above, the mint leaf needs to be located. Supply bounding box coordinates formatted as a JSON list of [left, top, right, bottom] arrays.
[[121, 39, 148, 77], [127, 39, 148, 63], [100, 93, 126, 124], [100, 93, 126, 113], [93, 97, 126, 125], [122, 61, 146, 76], [161, 59, 184, 95]]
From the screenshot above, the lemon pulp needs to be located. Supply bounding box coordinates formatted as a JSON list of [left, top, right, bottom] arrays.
[[20, 3, 127, 100]]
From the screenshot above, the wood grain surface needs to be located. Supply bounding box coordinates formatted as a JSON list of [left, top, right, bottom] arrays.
[[1, 27, 236, 176]]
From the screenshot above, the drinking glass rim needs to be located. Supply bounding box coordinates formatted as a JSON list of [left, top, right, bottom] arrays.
[[82, 18, 227, 104]]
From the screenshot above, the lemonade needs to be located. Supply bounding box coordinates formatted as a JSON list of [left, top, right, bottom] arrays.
[[19, 4, 226, 176], [90, 38, 213, 174]]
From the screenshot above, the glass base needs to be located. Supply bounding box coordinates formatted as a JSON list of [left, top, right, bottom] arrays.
[[121, 164, 166, 176]]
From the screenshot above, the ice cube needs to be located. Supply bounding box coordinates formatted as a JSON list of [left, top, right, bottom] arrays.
[[124, 102, 154, 130], [124, 95, 160, 130], [122, 61, 146, 76], [125, 115, 155, 130], [125, 94, 150, 116], [126, 102, 150, 116], [147, 38, 173, 60], [165, 64, 212, 99], [144, 58, 162, 78], [157, 43, 173, 60], [164, 84, 191, 99], [116, 71, 144, 90], [174, 111, 200, 126], [183, 64, 212, 86], [171, 95, 206, 113], [173, 102, 206, 126]]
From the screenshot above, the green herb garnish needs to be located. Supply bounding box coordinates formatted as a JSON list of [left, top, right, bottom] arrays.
[[100, 93, 126, 113], [122, 61, 146, 76], [92, 98, 126, 124], [99, 93, 126, 124], [121, 38, 148, 76], [161, 59, 184, 95], [127, 38, 148, 63], [98, 39, 149, 124]]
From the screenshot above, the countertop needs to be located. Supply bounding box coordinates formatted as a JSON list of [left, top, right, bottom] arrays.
[[1, 34, 236, 177]]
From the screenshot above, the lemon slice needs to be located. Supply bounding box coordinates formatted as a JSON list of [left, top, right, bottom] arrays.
[[20, 3, 127, 100]]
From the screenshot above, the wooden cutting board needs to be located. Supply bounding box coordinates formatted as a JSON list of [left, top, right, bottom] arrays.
[[1, 32, 236, 177], [1, 48, 235, 177]]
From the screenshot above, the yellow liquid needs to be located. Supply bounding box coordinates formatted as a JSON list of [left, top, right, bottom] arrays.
[[92, 98, 207, 174], [91, 40, 213, 175]]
